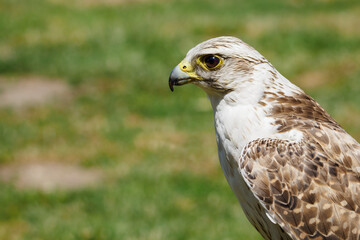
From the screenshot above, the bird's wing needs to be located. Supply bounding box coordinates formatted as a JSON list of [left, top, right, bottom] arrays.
[[240, 127, 360, 240]]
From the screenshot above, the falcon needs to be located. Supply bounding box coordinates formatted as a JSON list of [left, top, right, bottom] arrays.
[[168, 36, 360, 240]]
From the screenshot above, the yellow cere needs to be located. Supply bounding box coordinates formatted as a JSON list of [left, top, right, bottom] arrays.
[[178, 60, 204, 80]]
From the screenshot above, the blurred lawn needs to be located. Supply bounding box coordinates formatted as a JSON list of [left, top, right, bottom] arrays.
[[0, 0, 360, 239]]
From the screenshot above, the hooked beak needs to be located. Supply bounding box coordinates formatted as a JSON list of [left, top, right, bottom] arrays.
[[168, 60, 202, 92], [168, 65, 193, 91]]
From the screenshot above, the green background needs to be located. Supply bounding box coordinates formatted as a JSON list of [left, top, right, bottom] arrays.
[[0, 0, 359, 239]]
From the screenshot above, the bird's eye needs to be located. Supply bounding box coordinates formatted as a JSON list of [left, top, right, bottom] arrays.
[[203, 55, 221, 69]]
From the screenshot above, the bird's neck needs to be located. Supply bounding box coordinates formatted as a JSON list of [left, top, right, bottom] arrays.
[[207, 62, 301, 108], [209, 94, 274, 153], [207, 67, 304, 153]]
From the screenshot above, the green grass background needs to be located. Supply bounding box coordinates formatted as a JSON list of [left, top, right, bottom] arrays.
[[0, 0, 360, 239]]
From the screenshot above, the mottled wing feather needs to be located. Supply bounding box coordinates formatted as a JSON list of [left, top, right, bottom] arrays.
[[240, 130, 360, 240], [266, 92, 360, 174]]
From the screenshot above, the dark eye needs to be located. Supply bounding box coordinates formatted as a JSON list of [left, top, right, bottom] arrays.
[[204, 55, 221, 69]]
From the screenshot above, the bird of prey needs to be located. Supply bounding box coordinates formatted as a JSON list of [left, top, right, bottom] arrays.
[[168, 36, 360, 240]]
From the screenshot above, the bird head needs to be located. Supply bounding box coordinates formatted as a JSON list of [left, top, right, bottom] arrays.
[[169, 36, 269, 96]]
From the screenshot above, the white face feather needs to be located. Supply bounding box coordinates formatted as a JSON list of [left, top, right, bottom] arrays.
[[182, 36, 301, 104], [186, 36, 266, 63], [183, 37, 266, 96]]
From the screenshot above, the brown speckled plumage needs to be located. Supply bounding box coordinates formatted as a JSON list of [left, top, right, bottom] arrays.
[[241, 92, 360, 240]]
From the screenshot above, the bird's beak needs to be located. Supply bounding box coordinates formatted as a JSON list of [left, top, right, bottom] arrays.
[[169, 60, 203, 92]]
